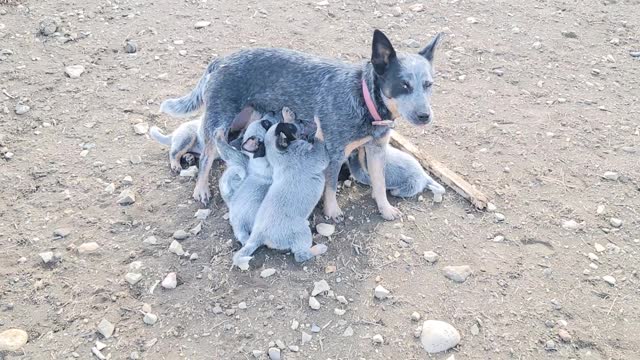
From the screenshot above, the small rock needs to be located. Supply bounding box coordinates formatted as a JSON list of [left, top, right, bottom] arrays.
[[420, 320, 461, 353], [180, 166, 198, 177], [260, 268, 276, 278], [189, 222, 202, 235], [532, 41, 542, 50], [143, 236, 157, 245], [602, 275, 616, 286], [466, 16, 478, 24], [596, 204, 605, 215], [423, 251, 439, 263], [630, 51, 640, 58], [594, 243, 606, 252], [291, 320, 299, 330], [194, 21, 211, 29], [374, 285, 390, 300], [39, 17, 59, 36], [311, 324, 320, 333], [95, 340, 106, 350], [143, 313, 158, 325], [15, 104, 30, 115], [493, 235, 505, 242], [309, 296, 321, 310], [39, 252, 55, 264], [173, 230, 189, 240], [561, 31, 578, 39], [130, 155, 142, 164], [411, 312, 421, 321], [316, 223, 335, 237], [4, 152, 13, 159], [343, 326, 354, 337], [409, 3, 424, 12], [495, 213, 506, 222], [372, 334, 384, 344], [334, 308, 346, 316], [603, 171, 619, 181], [545, 339, 557, 351], [238, 302, 247, 310], [133, 123, 149, 135], [130, 351, 140, 359], [301, 331, 312, 344], [252, 350, 264, 358], [325, 265, 337, 273], [77, 242, 100, 254], [562, 219, 580, 230], [194, 209, 211, 220], [168, 241, 184, 256], [178, 50, 187, 56], [606, 243, 621, 255], [558, 329, 572, 342], [403, 39, 421, 48], [162, 272, 177, 289], [609, 218, 623, 228], [343, 179, 352, 187], [588, 252, 599, 261], [0, 329, 29, 351], [288, 345, 299, 352], [311, 280, 331, 296], [117, 189, 136, 205], [442, 265, 472, 283], [104, 183, 116, 194], [275, 340, 286, 349], [53, 228, 71, 238], [124, 40, 138, 54], [125, 273, 143, 285], [470, 323, 480, 336], [97, 319, 115, 339], [65, 65, 85, 78], [487, 202, 497, 212], [189, 253, 199, 261], [122, 176, 133, 185]]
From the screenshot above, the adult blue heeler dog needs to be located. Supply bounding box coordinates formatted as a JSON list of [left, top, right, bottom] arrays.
[[161, 29, 443, 221]]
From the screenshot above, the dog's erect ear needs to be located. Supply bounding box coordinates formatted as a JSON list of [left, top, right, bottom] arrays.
[[371, 29, 397, 76], [419, 32, 444, 63], [242, 136, 260, 153], [261, 120, 272, 130]]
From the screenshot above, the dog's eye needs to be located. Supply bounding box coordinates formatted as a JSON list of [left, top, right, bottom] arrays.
[[423, 81, 433, 89], [401, 81, 412, 91]]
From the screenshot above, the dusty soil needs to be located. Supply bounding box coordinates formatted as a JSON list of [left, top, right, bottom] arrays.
[[1, 0, 639, 359]]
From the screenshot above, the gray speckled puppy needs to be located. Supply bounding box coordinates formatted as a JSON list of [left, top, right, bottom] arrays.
[[149, 119, 203, 173], [215, 117, 275, 244], [233, 118, 329, 269], [347, 145, 445, 200]]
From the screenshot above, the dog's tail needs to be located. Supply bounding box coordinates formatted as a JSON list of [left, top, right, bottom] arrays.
[[149, 126, 172, 146], [159, 59, 221, 117], [346, 148, 371, 185]]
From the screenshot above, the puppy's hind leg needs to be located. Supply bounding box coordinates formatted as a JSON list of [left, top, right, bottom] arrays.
[[170, 133, 197, 173], [323, 160, 344, 222], [232, 235, 263, 270]]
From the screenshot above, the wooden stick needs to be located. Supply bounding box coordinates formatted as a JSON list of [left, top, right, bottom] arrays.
[[389, 131, 490, 210]]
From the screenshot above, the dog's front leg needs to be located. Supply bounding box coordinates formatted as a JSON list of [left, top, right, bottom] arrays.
[[323, 160, 344, 222], [365, 140, 402, 221]]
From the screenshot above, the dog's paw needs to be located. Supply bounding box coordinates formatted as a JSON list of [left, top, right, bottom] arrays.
[[324, 205, 344, 223], [379, 204, 402, 221], [192, 186, 211, 205], [233, 255, 253, 271], [310, 244, 328, 257], [170, 163, 183, 174]]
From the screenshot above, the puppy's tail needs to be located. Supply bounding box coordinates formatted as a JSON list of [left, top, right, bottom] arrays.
[[149, 126, 172, 146], [346, 149, 371, 185], [159, 59, 221, 117]]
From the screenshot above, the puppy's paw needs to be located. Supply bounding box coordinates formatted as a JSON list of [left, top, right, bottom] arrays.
[[232, 255, 253, 271], [170, 163, 183, 174], [281, 106, 296, 123], [310, 244, 328, 257], [427, 181, 445, 203], [192, 185, 211, 205], [379, 205, 402, 221]]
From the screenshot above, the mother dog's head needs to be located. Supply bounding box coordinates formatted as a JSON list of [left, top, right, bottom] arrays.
[[370, 30, 443, 126]]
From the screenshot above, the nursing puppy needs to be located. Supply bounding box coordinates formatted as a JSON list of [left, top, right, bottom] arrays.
[[233, 118, 329, 269], [347, 145, 446, 200], [215, 118, 274, 244], [149, 119, 202, 173]]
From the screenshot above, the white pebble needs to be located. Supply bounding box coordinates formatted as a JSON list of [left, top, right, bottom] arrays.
[[311, 280, 331, 296], [308, 296, 321, 310], [603, 171, 619, 181], [316, 223, 335, 237], [442, 265, 472, 283], [609, 218, 623, 228], [161, 272, 177, 289], [125, 273, 143, 285], [0, 329, 28, 351], [168, 240, 185, 256], [374, 285, 390, 300], [420, 320, 461, 353], [260, 268, 276, 278], [65, 65, 85, 78], [372, 334, 384, 344], [194, 21, 211, 29], [143, 313, 158, 325], [77, 242, 100, 254], [602, 275, 616, 286], [423, 251, 439, 263]]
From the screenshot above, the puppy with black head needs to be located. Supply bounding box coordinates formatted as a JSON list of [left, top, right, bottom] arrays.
[[215, 115, 275, 244], [149, 119, 203, 173], [233, 116, 329, 269]]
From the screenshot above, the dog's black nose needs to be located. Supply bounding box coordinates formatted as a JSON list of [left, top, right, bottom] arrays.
[[416, 113, 431, 122]]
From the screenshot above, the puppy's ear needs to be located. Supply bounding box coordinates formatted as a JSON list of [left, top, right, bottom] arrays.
[[275, 123, 297, 150], [419, 32, 444, 63], [253, 141, 266, 158], [241, 136, 260, 153], [371, 29, 397, 76], [261, 120, 272, 130]]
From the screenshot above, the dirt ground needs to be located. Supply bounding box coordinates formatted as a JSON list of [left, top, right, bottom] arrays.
[[1, 0, 639, 359]]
